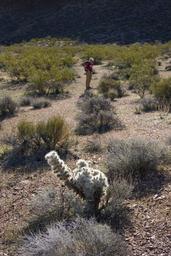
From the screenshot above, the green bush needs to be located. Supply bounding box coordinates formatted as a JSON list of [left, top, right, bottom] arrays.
[[17, 116, 70, 154], [0, 96, 17, 118], [75, 95, 122, 135], [0, 46, 75, 95], [151, 78, 171, 111], [129, 61, 158, 98], [98, 75, 125, 100], [106, 138, 166, 182]]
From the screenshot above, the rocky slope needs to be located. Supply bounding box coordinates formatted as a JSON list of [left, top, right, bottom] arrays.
[[0, 0, 171, 44]]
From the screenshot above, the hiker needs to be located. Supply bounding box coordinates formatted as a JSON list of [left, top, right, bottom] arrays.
[[83, 57, 94, 90]]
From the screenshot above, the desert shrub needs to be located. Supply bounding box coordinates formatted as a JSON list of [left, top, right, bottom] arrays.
[[129, 61, 158, 98], [106, 138, 166, 182], [76, 95, 122, 135], [102, 179, 133, 229], [29, 187, 84, 224], [0, 144, 12, 160], [84, 135, 103, 153], [98, 76, 125, 100], [139, 96, 158, 112], [0, 46, 75, 95], [17, 116, 70, 155], [151, 78, 171, 111], [31, 98, 51, 109], [20, 97, 33, 106], [19, 218, 127, 256], [0, 96, 17, 118]]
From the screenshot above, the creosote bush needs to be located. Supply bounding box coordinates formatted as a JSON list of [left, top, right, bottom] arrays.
[[0, 45, 75, 96], [0, 96, 17, 118], [151, 78, 171, 111], [17, 115, 70, 155], [76, 94, 122, 135], [98, 75, 125, 100], [106, 138, 166, 182], [19, 218, 127, 256], [129, 61, 158, 98]]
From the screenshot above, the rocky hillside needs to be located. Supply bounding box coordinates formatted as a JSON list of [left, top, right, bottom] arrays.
[[0, 0, 171, 44]]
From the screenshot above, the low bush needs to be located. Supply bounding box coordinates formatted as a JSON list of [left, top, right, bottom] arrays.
[[19, 218, 127, 256], [151, 78, 171, 111], [139, 96, 158, 112], [102, 179, 133, 229], [17, 116, 70, 155], [29, 187, 84, 223], [0, 96, 17, 118], [31, 98, 51, 109], [20, 97, 33, 107], [76, 95, 122, 135], [98, 76, 125, 100], [84, 135, 103, 153], [106, 138, 166, 182]]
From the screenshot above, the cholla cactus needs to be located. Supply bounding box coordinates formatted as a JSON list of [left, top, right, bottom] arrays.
[[45, 151, 109, 216]]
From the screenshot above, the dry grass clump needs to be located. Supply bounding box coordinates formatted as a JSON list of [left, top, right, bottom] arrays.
[[76, 95, 122, 135], [17, 116, 71, 155], [19, 218, 127, 256], [84, 135, 103, 153], [19, 97, 33, 106], [31, 98, 51, 109], [0, 96, 18, 119]]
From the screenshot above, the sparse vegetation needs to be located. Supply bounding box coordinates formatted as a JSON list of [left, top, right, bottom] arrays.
[[1, 39, 171, 256], [76, 94, 122, 135]]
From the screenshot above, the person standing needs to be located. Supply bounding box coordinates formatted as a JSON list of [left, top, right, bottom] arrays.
[[83, 57, 94, 90]]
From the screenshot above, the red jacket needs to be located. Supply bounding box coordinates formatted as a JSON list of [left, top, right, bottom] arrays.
[[83, 61, 93, 72]]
